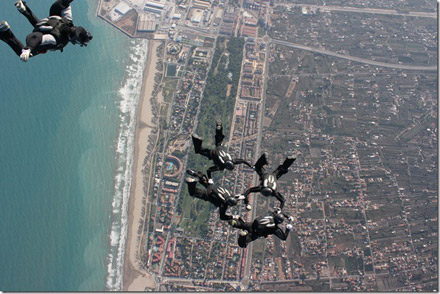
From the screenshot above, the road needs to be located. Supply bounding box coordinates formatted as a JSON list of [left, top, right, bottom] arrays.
[[240, 34, 272, 290], [279, 4, 437, 19], [271, 39, 438, 71]]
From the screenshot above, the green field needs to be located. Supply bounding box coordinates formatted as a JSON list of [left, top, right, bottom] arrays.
[[177, 36, 245, 236]]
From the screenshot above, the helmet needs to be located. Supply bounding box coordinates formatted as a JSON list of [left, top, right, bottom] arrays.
[[226, 196, 238, 206], [225, 160, 234, 170], [274, 213, 285, 224], [261, 187, 272, 196], [71, 26, 93, 47]]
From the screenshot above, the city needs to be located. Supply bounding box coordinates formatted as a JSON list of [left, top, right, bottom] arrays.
[[98, 0, 437, 291]]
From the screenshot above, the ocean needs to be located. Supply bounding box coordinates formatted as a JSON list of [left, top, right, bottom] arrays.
[[0, 0, 147, 291]]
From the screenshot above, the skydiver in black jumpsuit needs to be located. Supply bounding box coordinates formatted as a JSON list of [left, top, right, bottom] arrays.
[[185, 169, 246, 221], [191, 121, 253, 179], [229, 210, 293, 248], [0, 0, 92, 62], [243, 152, 296, 209]]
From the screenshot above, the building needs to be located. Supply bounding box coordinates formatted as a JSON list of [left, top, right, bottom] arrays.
[[145, 1, 165, 9], [144, 6, 162, 14], [193, 0, 211, 9], [114, 2, 131, 15], [137, 13, 157, 32], [191, 14, 202, 23]]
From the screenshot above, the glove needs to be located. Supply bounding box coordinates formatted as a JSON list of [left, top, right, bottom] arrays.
[[246, 204, 252, 211], [207, 179, 214, 185], [236, 194, 245, 200], [286, 224, 293, 230], [288, 216, 294, 223], [20, 49, 31, 62]]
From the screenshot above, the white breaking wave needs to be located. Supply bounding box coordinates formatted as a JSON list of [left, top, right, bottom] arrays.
[[106, 38, 149, 291]]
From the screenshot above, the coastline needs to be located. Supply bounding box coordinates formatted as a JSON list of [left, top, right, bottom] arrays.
[[122, 39, 162, 291]]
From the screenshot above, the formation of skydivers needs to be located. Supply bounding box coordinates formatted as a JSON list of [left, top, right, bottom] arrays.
[[0, 0, 92, 62], [186, 121, 296, 248]]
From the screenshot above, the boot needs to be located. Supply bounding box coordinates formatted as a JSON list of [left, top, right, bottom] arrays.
[[254, 152, 268, 172], [0, 20, 10, 32], [191, 134, 203, 154], [14, 1, 26, 13], [186, 169, 203, 179], [275, 155, 296, 177], [281, 155, 296, 169]]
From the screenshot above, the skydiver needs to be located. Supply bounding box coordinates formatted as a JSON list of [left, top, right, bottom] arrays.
[[243, 152, 296, 209], [229, 210, 293, 248], [0, 0, 93, 62], [185, 169, 247, 221], [191, 121, 253, 179]]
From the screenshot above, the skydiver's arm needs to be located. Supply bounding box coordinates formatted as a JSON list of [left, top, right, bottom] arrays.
[[206, 165, 221, 179], [274, 191, 285, 209], [243, 186, 261, 204], [233, 158, 253, 168], [219, 204, 233, 221], [273, 227, 289, 241], [243, 186, 261, 197], [198, 179, 209, 188], [238, 234, 253, 248], [231, 217, 252, 231]]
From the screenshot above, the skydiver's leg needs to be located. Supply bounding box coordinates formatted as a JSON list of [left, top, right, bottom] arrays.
[[0, 22, 24, 56], [186, 178, 209, 200], [219, 204, 232, 221], [49, 0, 73, 21], [15, 1, 41, 27], [215, 121, 225, 147], [192, 134, 205, 153], [254, 152, 268, 177], [274, 156, 296, 179]]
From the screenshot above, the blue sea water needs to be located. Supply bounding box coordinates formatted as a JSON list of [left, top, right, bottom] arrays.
[[0, 0, 147, 291]]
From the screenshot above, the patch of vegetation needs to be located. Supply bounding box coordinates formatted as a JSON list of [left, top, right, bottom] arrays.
[[177, 36, 245, 236]]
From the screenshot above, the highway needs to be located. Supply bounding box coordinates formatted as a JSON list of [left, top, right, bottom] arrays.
[[271, 39, 438, 71]]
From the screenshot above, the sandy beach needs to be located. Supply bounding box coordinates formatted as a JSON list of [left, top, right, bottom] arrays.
[[122, 39, 162, 291]]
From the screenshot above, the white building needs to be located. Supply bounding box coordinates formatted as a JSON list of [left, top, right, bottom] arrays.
[[145, 1, 165, 9], [114, 2, 131, 15]]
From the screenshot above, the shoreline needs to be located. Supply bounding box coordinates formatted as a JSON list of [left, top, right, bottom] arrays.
[[122, 39, 162, 291]]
